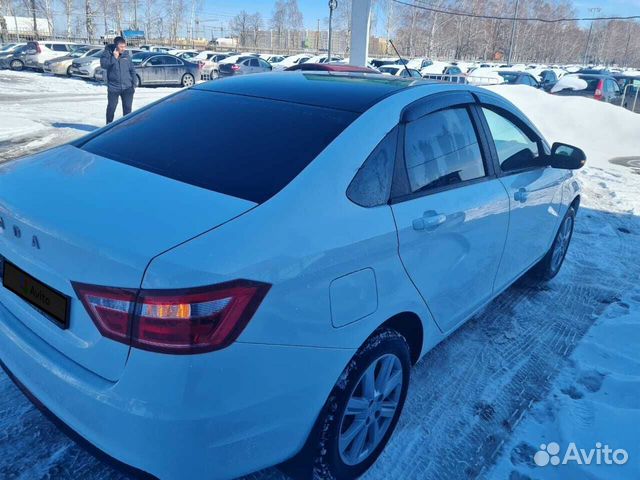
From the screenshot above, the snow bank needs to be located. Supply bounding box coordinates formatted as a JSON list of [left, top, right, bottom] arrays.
[[486, 85, 640, 168], [551, 75, 588, 93]]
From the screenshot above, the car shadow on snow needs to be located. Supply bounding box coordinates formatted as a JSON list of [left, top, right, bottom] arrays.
[[51, 122, 99, 133], [0, 207, 638, 480]]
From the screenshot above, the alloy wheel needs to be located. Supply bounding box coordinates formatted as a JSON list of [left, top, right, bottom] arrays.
[[551, 215, 573, 272], [338, 353, 403, 466]]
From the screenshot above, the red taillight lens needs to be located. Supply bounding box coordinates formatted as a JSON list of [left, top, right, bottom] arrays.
[[595, 80, 603, 100], [73, 284, 137, 343], [231, 64, 240, 71], [73, 281, 270, 354]]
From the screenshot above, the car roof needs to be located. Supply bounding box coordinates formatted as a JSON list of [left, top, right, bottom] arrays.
[[573, 73, 614, 78], [194, 71, 436, 113]]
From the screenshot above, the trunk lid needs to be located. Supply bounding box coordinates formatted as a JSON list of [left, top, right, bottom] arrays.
[[0, 145, 256, 380]]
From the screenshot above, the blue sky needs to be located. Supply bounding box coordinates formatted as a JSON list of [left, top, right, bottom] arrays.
[[201, 0, 640, 31]]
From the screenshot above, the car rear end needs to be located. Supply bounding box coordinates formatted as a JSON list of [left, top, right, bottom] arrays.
[[23, 41, 44, 69], [217, 60, 239, 77], [0, 84, 363, 479], [553, 74, 604, 100]]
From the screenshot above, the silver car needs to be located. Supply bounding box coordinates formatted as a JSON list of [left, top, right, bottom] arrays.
[[69, 49, 104, 80], [131, 52, 200, 87], [218, 55, 272, 77]]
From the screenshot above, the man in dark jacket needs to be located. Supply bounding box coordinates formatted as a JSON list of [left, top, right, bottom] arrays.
[[100, 36, 136, 124]]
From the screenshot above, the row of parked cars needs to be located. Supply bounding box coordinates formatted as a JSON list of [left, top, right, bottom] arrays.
[[1, 41, 638, 111]]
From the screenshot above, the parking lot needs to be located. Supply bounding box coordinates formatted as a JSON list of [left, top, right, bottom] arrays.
[[0, 68, 638, 479]]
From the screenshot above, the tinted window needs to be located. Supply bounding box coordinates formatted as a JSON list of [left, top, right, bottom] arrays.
[[148, 56, 165, 65], [81, 89, 358, 203], [576, 76, 601, 92], [259, 59, 270, 68], [164, 56, 180, 65], [499, 72, 519, 84], [482, 107, 541, 172], [52, 44, 69, 52], [404, 108, 486, 194], [249, 58, 259, 67], [347, 128, 397, 207]]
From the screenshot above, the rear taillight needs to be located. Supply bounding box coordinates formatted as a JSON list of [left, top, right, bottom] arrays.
[[594, 80, 604, 100], [73, 281, 270, 354], [231, 64, 240, 71], [36, 43, 42, 54]]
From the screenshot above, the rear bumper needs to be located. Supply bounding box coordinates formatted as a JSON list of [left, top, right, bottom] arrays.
[[0, 300, 354, 479]]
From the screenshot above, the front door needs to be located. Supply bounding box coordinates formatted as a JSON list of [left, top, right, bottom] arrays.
[[478, 104, 567, 291], [391, 99, 510, 332]]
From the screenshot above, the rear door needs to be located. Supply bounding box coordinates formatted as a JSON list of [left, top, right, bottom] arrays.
[[390, 92, 510, 332], [163, 55, 185, 84], [475, 93, 566, 291]]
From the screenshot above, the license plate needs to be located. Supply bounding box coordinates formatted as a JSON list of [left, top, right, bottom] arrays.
[[2, 260, 69, 329]]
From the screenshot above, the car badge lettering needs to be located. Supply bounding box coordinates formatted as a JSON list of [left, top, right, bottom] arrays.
[[13, 225, 21, 238], [32, 235, 40, 249]]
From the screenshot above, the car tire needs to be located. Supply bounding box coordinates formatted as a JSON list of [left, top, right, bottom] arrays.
[[66, 65, 73, 76], [10, 59, 23, 71], [182, 73, 195, 87], [529, 206, 576, 282], [134, 74, 141, 87], [287, 329, 411, 480]]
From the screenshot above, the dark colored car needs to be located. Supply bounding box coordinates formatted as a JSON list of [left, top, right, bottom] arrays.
[[538, 70, 560, 91], [131, 52, 200, 87], [553, 74, 623, 105], [0, 44, 30, 70], [285, 63, 379, 74], [613, 74, 640, 112], [498, 71, 541, 88]]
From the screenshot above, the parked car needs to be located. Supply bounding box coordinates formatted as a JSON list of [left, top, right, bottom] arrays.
[[168, 49, 199, 60], [271, 53, 312, 71], [304, 54, 343, 64], [69, 49, 106, 80], [379, 64, 422, 78], [553, 73, 623, 105], [613, 74, 640, 113], [43, 46, 102, 76], [24, 41, 82, 70], [406, 57, 433, 70], [0, 72, 584, 480], [497, 71, 541, 88], [140, 45, 170, 53], [0, 43, 17, 52], [259, 54, 285, 64], [0, 43, 28, 70], [371, 57, 407, 68], [285, 63, 379, 73], [194, 52, 229, 79], [130, 52, 200, 87], [218, 55, 272, 77]]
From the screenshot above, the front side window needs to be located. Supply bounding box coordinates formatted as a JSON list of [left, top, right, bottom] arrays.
[[404, 107, 486, 194], [482, 107, 541, 172]]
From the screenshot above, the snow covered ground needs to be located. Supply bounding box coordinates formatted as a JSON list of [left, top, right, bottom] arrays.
[[0, 71, 639, 480]]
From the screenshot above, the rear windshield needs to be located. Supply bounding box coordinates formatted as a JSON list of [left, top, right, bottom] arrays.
[[576, 76, 601, 92], [80, 89, 358, 203], [498, 72, 519, 84]]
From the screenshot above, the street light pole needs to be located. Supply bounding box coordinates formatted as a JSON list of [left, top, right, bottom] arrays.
[[507, 0, 519, 64], [583, 7, 601, 66], [328, 0, 337, 61]]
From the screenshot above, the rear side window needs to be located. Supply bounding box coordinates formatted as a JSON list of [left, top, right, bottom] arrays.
[[347, 128, 397, 207], [404, 107, 486, 194], [81, 89, 358, 203], [52, 44, 68, 52]]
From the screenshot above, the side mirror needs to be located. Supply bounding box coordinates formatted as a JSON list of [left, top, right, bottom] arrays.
[[549, 142, 586, 170]]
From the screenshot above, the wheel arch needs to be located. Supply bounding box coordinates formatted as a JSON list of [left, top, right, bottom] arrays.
[[376, 311, 424, 365]]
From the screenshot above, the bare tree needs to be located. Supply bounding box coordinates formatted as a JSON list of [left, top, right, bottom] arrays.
[[270, 0, 286, 49], [85, 0, 95, 42], [229, 10, 251, 47], [248, 12, 263, 47], [63, 0, 75, 38]]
